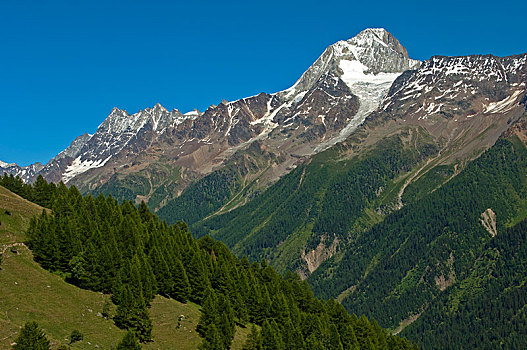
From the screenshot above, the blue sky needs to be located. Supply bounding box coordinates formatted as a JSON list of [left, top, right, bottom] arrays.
[[1, 0, 525, 166]]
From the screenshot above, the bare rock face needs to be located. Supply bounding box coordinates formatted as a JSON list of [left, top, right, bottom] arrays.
[[366, 53, 527, 162]]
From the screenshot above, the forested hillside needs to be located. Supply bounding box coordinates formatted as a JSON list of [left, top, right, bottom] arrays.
[[157, 141, 277, 224], [0, 174, 417, 349], [308, 135, 527, 348], [191, 127, 437, 274]]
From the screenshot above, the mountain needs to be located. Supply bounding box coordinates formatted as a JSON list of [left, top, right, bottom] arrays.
[[188, 47, 527, 345], [0, 181, 418, 350], [0, 160, 44, 183], [4, 27, 527, 346], [6, 28, 419, 213], [191, 51, 527, 270]]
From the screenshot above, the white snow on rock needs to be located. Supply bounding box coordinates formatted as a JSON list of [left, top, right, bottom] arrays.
[[483, 90, 523, 114], [62, 155, 112, 183], [0, 160, 16, 168], [183, 110, 201, 117]]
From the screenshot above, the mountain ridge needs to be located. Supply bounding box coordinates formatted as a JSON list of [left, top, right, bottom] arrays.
[[3, 28, 421, 210]]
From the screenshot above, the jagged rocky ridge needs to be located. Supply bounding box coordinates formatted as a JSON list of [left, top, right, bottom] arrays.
[[6, 28, 420, 203]]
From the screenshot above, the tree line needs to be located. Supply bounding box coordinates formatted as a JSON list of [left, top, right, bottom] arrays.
[[1, 173, 418, 349]]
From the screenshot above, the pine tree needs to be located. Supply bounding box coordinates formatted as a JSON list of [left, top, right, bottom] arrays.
[[304, 333, 324, 350], [196, 291, 218, 339], [187, 252, 210, 303], [114, 286, 152, 342], [270, 292, 289, 324], [12, 321, 50, 350], [149, 246, 174, 297], [340, 324, 360, 350], [115, 331, 141, 350], [261, 320, 283, 350], [355, 315, 377, 350], [281, 319, 304, 350], [198, 324, 224, 350], [217, 294, 235, 349], [171, 257, 190, 302], [328, 323, 344, 350]]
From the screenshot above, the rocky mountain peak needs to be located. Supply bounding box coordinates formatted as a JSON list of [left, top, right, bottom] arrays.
[[353, 28, 410, 59], [0, 160, 16, 168], [280, 28, 420, 103], [152, 103, 168, 113]]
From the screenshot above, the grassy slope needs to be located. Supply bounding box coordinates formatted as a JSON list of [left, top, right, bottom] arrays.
[[0, 186, 248, 349]]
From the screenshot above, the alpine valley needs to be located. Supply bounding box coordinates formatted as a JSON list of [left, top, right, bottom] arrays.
[[2, 28, 527, 349]]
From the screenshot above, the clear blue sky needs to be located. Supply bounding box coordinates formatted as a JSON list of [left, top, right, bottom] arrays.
[[1, 0, 525, 166]]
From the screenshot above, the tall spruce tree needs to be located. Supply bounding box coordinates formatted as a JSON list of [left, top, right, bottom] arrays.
[[171, 257, 190, 302], [198, 324, 224, 350], [217, 294, 235, 349], [187, 251, 210, 303], [261, 320, 283, 350], [115, 331, 142, 350], [12, 321, 50, 350]]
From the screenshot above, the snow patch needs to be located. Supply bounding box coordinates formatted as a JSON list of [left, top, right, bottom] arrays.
[[0, 160, 16, 168], [184, 110, 201, 117], [483, 90, 522, 114], [312, 59, 402, 152], [62, 156, 112, 183], [339, 60, 401, 87]]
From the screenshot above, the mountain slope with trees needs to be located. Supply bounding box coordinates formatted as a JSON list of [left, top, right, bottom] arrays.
[[307, 133, 527, 348], [0, 184, 235, 349], [0, 177, 417, 349]]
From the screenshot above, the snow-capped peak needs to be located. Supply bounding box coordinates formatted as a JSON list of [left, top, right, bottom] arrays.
[[278, 28, 421, 152], [184, 109, 202, 117], [0, 160, 16, 168], [281, 28, 420, 101]]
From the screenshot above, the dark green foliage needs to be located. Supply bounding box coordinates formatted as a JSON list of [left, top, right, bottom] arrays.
[[261, 320, 283, 350], [193, 133, 437, 271], [187, 252, 210, 303], [113, 286, 152, 342], [308, 136, 527, 348], [198, 324, 224, 350], [158, 162, 247, 225], [158, 141, 273, 225], [12, 321, 50, 350], [115, 331, 142, 350], [17, 175, 416, 350], [172, 258, 190, 302], [1, 174, 57, 208], [402, 217, 527, 349], [69, 329, 83, 344]]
